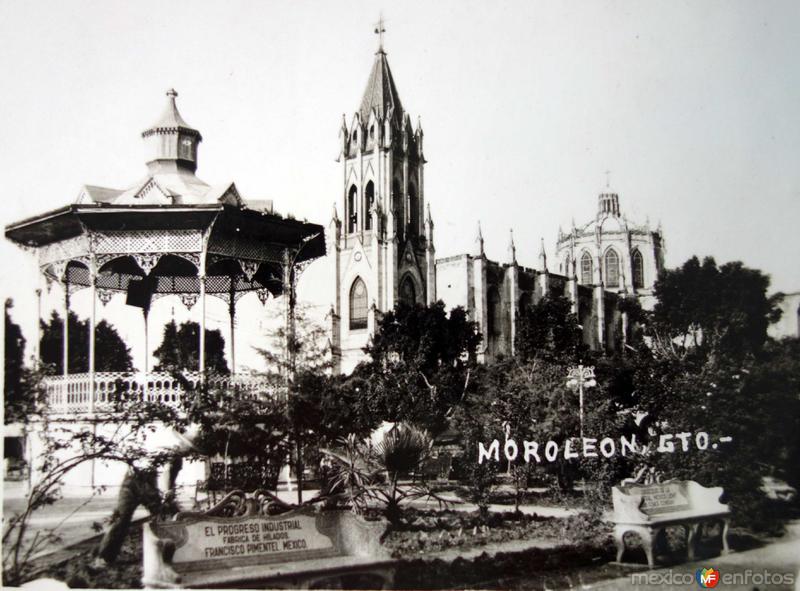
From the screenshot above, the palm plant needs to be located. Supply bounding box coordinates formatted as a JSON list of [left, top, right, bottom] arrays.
[[322, 424, 451, 524], [320, 434, 374, 514]]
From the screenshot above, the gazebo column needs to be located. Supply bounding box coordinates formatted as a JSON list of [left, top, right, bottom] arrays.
[[88, 262, 97, 413], [282, 250, 295, 378], [62, 277, 70, 378], [143, 309, 150, 374], [34, 286, 42, 365], [199, 274, 206, 377], [228, 288, 236, 375]]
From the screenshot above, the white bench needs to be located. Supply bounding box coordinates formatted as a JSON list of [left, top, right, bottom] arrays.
[[142, 491, 393, 589], [611, 480, 730, 568]]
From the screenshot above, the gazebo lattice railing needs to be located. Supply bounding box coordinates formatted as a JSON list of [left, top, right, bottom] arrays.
[[43, 371, 283, 415]]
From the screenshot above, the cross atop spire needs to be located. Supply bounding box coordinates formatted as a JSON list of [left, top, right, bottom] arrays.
[[374, 14, 386, 54]]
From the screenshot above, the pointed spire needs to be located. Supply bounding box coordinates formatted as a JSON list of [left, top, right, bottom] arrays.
[[508, 229, 516, 264], [332, 202, 339, 222], [359, 38, 404, 127], [538, 238, 548, 272], [475, 221, 484, 257], [425, 203, 433, 225]]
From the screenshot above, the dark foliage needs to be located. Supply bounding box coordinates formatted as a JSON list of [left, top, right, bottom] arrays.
[[651, 256, 782, 360], [5, 300, 31, 422], [357, 301, 481, 434], [153, 320, 228, 375], [39, 311, 133, 373], [515, 296, 587, 364]]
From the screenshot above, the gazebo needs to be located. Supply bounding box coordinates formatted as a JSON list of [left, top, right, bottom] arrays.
[[5, 89, 326, 416]]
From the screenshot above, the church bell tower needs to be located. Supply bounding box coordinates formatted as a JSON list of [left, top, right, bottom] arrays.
[[331, 22, 436, 374]]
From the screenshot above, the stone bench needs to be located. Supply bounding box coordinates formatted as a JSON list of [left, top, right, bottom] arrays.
[[611, 480, 730, 568], [142, 490, 393, 589]]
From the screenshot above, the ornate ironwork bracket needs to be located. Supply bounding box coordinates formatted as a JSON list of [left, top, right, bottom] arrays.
[[133, 253, 162, 275], [239, 260, 260, 283], [97, 289, 115, 306], [180, 293, 199, 310]]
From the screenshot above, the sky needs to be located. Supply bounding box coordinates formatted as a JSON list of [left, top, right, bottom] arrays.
[[2, 0, 799, 370]]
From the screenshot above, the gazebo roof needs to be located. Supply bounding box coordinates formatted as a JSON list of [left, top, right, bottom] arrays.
[[4, 90, 326, 301]]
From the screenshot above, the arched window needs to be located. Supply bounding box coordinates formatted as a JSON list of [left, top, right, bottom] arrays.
[[349, 278, 368, 330], [400, 276, 416, 305], [605, 249, 620, 288], [632, 250, 644, 289], [408, 183, 419, 236], [580, 252, 593, 285], [347, 185, 358, 233], [365, 181, 375, 231]]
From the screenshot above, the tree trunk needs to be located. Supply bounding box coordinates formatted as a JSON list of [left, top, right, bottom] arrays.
[[295, 432, 303, 504]]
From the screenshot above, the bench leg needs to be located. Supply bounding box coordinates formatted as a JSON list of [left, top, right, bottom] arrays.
[[613, 525, 626, 563], [721, 518, 731, 555], [643, 527, 656, 569], [686, 523, 699, 562]]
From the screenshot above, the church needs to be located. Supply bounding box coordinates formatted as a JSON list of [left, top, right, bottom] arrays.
[[330, 36, 665, 374]]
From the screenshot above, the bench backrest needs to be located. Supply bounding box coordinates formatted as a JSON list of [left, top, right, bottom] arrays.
[[207, 461, 280, 492], [143, 506, 389, 586], [612, 480, 728, 523]]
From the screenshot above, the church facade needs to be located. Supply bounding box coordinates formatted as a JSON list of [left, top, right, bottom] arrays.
[[331, 42, 665, 373], [435, 185, 664, 362]]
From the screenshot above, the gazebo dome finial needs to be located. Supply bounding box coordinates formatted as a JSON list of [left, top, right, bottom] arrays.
[[142, 88, 202, 173]]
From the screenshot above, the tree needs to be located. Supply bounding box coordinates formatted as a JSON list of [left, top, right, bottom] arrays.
[[622, 256, 797, 529], [254, 303, 370, 503], [515, 296, 587, 364], [2, 378, 185, 586], [357, 301, 482, 434], [185, 381, 290, 488], [5, 300, 31, 422], [153, 320, 228, 375], [474, 357, 592, 495], [651, 256, 782, 360], [39, 312, 133, 373]]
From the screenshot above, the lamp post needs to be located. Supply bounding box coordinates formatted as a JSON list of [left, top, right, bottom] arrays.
[[566, 364, 596, 439]]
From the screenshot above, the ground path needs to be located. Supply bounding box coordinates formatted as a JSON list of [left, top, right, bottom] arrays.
[[5, 481, 798, 590]]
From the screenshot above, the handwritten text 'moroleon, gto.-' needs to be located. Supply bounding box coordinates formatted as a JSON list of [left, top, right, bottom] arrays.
[[478, 432, 733, 464]]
